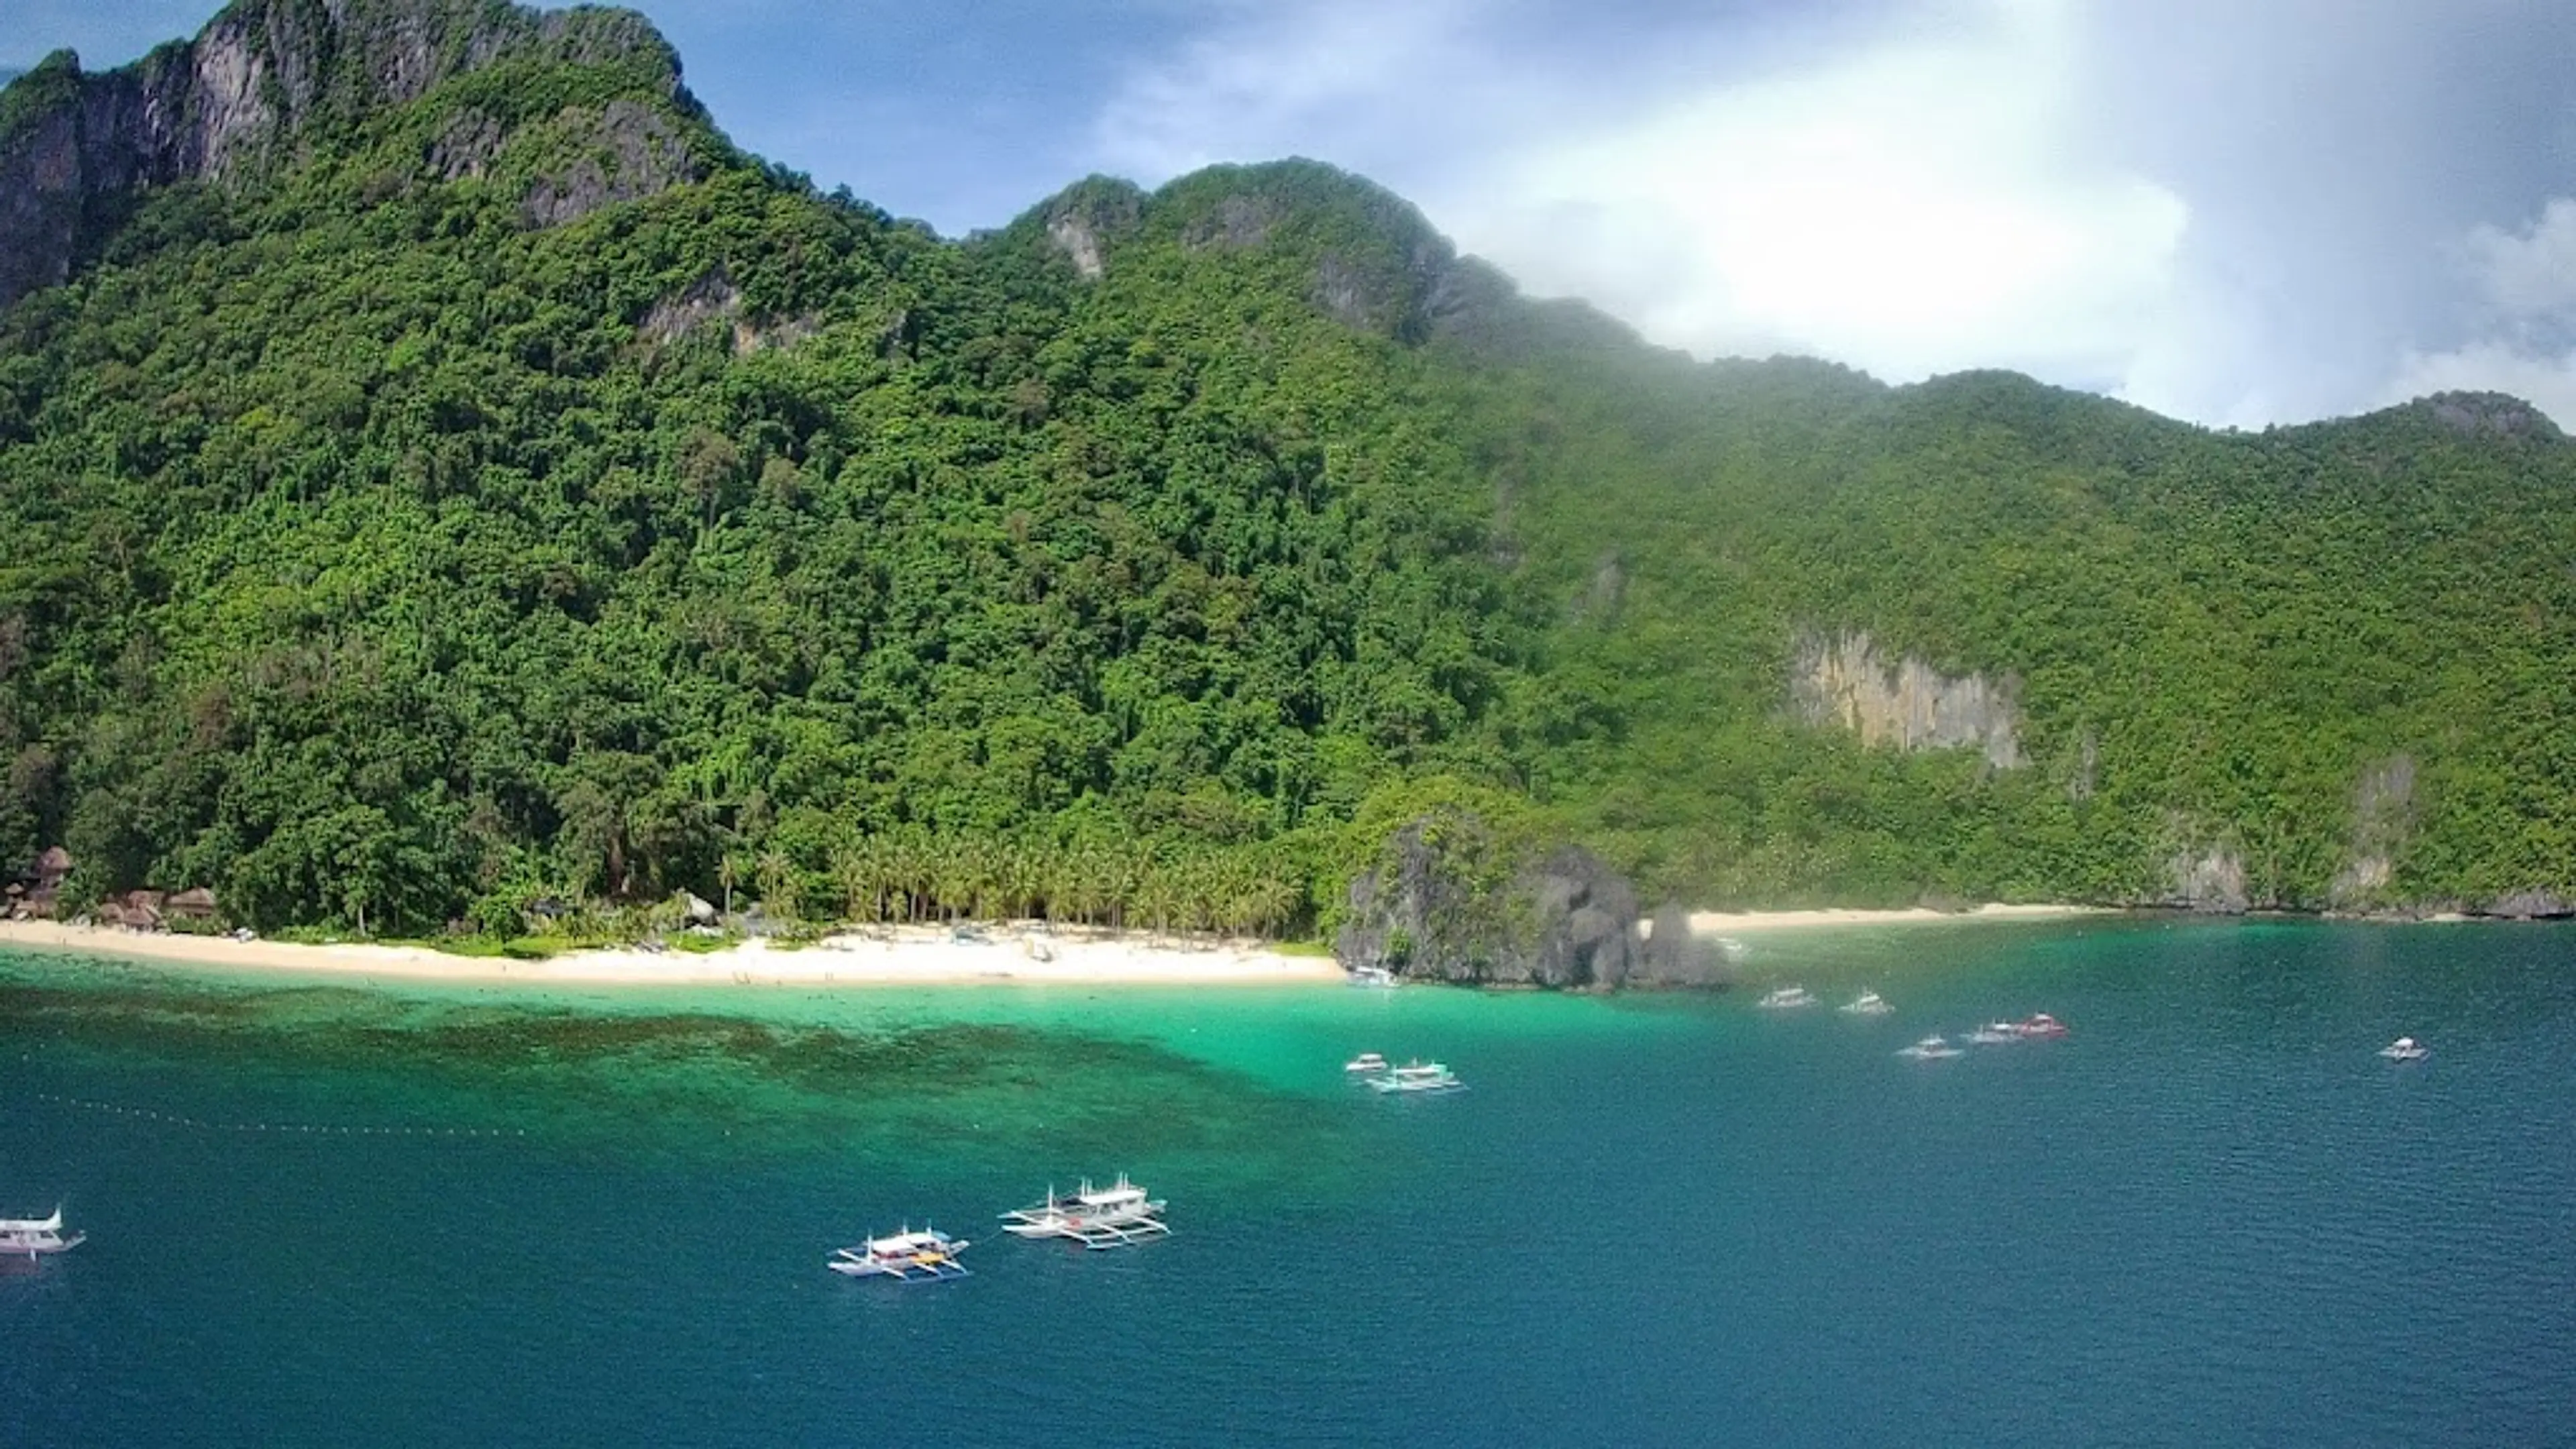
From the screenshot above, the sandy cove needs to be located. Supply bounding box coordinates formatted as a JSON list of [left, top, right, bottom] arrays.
[[0, 919, 1345, 987], [1685, 903, 2110, 934], [0, 902, 2110, 989]]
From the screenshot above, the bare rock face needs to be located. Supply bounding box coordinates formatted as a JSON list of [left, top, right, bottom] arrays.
[[2486, 889, 2573, 920], [522, 99, 694, 227], [0, 0, 696, 308], [2162, 845, 2248, 914], [1790, 629, 2024, 770], [2328, 755, 2416, 909], [427, 106, 506, 180], [1183, 193, 1276, 252], [1334, 820, 1721, 989], [2419, 391, 2565, 442], [1037, 176, 1142, 282]]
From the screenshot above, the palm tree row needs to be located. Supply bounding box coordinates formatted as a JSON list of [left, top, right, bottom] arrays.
[[807, 830, 1309, 939]]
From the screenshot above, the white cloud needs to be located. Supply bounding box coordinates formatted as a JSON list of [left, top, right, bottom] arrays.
[[1091, 0, 1493, 180], [2379, 197, 2576, 426], [1092, 0, 2188, 395], [1430, 0, 2188, 388], [2463, 197, 2576, 323]]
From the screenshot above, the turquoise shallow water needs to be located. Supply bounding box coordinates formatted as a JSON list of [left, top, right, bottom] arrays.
[[2, 918, 2574, 1446]]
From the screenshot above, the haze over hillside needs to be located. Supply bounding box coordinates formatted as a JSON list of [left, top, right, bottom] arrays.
[[1, 0, 2571, 972]]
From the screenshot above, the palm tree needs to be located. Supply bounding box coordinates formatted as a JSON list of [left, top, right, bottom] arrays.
[[757, 849, 799, 920], [833, 840, 876, 925]]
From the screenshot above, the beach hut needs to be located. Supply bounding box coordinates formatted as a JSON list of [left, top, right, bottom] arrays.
[[17, 847, 70, 919], [167, 886, 219, 922]]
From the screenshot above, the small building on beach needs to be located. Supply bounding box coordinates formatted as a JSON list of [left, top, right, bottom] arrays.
[[11, 846, 73, 919]]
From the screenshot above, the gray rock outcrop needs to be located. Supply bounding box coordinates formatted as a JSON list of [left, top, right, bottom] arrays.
[[2161, 844, 2249, 914], [1334, 822, 1729, 989], [0, 0, 698, 309], [1790, 629, 2023, 770]]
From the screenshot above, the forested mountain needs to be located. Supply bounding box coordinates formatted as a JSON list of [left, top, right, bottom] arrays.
[[1, 0, 2571, 945]]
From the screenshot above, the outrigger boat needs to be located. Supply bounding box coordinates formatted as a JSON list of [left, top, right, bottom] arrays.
[[1964, 1021, 2022, 1045], [1839, 990, 1893, 1015], [1896, 1035, 1964, 1060], [2015, 1013, 2069, 1038], [1344, 1052, 1389, 1074], [0, 1205, 82, 1258], [1366, 1060, 1465, 1093], [2377, 1036, 2428, 1062], [1757, 986, 1817, 1009], [828, 1227, 970, 1281], [1001, 1175, 1171, 1249]]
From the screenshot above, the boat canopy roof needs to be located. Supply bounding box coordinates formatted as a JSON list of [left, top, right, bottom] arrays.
[[0, 1206, 61, 1233], [867, 1230, 946, 1252]]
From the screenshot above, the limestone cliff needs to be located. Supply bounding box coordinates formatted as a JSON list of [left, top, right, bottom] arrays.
[[1334, 820, 1731, 989], [2328, 755, 2416, 910], [1790, 629, 2023, 769], [0, 0, 700, 309]]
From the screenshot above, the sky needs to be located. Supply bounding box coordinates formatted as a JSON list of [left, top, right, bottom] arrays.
[[9, 0, 2576, 429]]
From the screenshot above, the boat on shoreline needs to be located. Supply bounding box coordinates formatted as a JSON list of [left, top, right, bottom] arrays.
[[1365, 1060, 1464, 1094], [1002, 1175, 1171, 1249], [1896, 1035, 1963, 1060], [1839, 990, 1892, 1015], [2378, 1036, 2428, 1062], [828, 1227, 970, 1281], [1757, 986, 1817, 1009], [0, 1205, 82, 1258], [1348, 965, 1396, 987]]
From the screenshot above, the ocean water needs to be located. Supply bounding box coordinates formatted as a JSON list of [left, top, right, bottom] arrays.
[[1, 918, 2573, 1446]]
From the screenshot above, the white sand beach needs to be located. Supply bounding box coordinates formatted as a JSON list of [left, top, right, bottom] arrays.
[[0, 919, 1346, 988], [0, 902, 2112, 989], [1684, 903, 2108, 934]]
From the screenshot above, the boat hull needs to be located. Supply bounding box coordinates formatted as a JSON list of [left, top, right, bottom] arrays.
[[0, 1232, 83, 1257]]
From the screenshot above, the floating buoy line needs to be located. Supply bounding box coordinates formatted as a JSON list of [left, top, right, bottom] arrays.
[[32, 1091, 526, 1138]]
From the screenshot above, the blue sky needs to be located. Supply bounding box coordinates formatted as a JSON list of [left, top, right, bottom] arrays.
[[10, 0, 2576, 428]]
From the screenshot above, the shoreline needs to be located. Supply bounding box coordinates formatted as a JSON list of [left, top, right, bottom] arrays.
[[1684, 903, 2113, 934], [0, 919, 1346, 989], [5, 900, 2449, 992]]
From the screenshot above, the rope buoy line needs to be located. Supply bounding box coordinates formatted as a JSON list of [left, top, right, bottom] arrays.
[[32, 1091, 527, 1138]]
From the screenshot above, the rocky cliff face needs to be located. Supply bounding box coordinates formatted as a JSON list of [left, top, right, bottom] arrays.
[[0, 0, 695, 309], [1334, 823, 1731, 989], [2328, 755, 2416, 909], [1790, 629, 2023, 769]]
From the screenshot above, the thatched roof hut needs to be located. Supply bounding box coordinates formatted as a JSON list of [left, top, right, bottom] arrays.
[[167, 886, 219, 920]]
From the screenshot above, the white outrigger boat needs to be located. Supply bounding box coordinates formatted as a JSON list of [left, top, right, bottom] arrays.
[[1896, 1035, 1964, 1060], [1757, 986, 1817, 1009], [1839, 990, 1893, 1015], [1001, 1175, 1171, 1249], [1366, 1059, 1464, 1094], [0, 1205, 82, 1258], [2377, 1036, 2428, 1062], [1344, 1051, 1389, 1074], [828, 1227, 970, 1281], [1964, 1021, 2021, 1045]]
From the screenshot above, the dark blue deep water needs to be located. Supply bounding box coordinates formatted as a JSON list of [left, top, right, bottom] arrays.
[[3, 918, 2573, 1446]]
